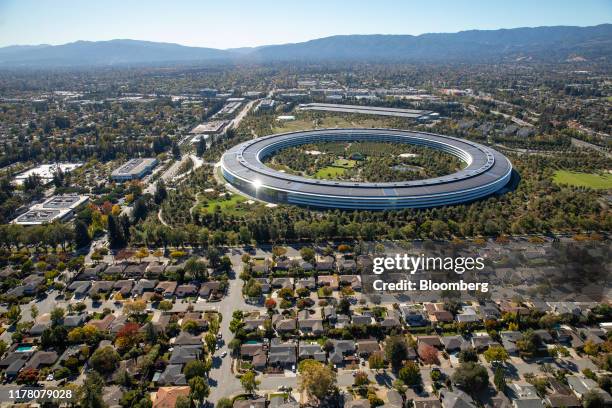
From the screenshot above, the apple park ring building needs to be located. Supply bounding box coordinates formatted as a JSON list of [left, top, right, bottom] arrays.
[[220, 128, 512, 210]]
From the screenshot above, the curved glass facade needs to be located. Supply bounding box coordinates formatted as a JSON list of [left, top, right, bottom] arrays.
[[221, 128, 512, 210]]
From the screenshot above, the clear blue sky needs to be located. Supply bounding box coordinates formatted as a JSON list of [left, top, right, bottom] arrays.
[[0, 0, 610, 48]]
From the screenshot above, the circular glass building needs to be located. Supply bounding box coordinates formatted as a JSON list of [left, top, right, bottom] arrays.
[[221, 128, 512, 210]]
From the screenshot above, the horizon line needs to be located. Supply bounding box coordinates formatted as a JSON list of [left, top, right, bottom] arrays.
[[1, 22, 609, 50]]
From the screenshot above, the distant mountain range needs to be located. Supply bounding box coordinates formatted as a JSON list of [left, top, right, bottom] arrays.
[[1, 24, 610, 67]]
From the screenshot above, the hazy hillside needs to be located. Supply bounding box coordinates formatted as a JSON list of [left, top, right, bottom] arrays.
[[0, 39, 232, 67], [250, 25, 612, 62], [1, 24, 610, 67]]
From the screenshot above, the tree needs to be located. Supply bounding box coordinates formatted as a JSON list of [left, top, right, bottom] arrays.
[[91, 251, 103, 263], [90, 345, 120, 375], [158, 300, 173, 311], [239, 226, 251, 244], [240, 370, 260, 394], [114, 369, 133, 387], [41, 326, 67, 349], [300, 247, 316, 263], [338, 298, 351, 315], [583, 340, 599, 356], [354, 371, 369, 387], [107, 214, 126, 249], [154, 179, 168, 204], [175, 395, 190, 408], [296, 287, 310, 298], [398, 361, 421, 386], [599, 375, 612, 394], [484, 345, 510, 363], [68, 325, 100, 344], [30, 305, 38, 320], [277, 287, 294, 300], [516, 330, 540, 358], [184, 256, 207, 280], [385, 335, 409, 371], [196, 137, 207, 156], [216, 397, 233, 408], [184, 360, 209, 380], [229, 338, 242, 356], [6, 305, 21, 324], [134, 247, 148, 263], [115, 322, 142, 352], [204, 333, 217, 353], [17, 367, 39, 385], [583, 390, 605, 408], [265, 298, 277, 309], [452, 362, 489, 393], [494, 366, 506, 391], [123, 299, 147, 316], [74, 220, 91, 248], [272, 246, 287, 258], [132, 197, 148, 222], [50, 307, 65, 326], [368, 352, 386, 370], [78, 372, 105, 408], [172, 143, 181, 159], [189, 376, 210, 405], [418, 343, 439, 365], [152, 248, 164, 262], [459, 348, 478, 363], [298, 360, 336, 403], [0, 340, 7, 358], [244, 278, 262, 298]]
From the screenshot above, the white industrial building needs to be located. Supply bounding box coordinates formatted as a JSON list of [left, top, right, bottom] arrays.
[[111, 158, 158, 181], [13, 195, 89, 225], [13, 163, 83, 186]]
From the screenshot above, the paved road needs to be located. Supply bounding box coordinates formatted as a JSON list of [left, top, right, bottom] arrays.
[[208, 250, 249, 403], [227, 99, 259, 131], [208, 247, 290, 402]]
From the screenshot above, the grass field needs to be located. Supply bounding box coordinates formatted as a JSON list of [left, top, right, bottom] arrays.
[[553, 170, 612, 189], [315, 166, 346, 179], [333, 159, 357, 168], [200, 194, 248, 215]]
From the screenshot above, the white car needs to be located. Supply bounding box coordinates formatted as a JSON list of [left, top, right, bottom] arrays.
[[221, 351, 227, 358]]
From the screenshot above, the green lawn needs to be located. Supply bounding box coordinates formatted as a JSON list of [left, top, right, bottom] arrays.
[[201, 194, 248, 215], [333, 159, 357, 168], [553, 170, 612, 190], [314, 166, 346, 179]]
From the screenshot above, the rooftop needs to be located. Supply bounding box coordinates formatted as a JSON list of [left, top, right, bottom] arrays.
[[112, 158, 158, 177], [299, 102, 433, 119], [190, 120, 228, 134]]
